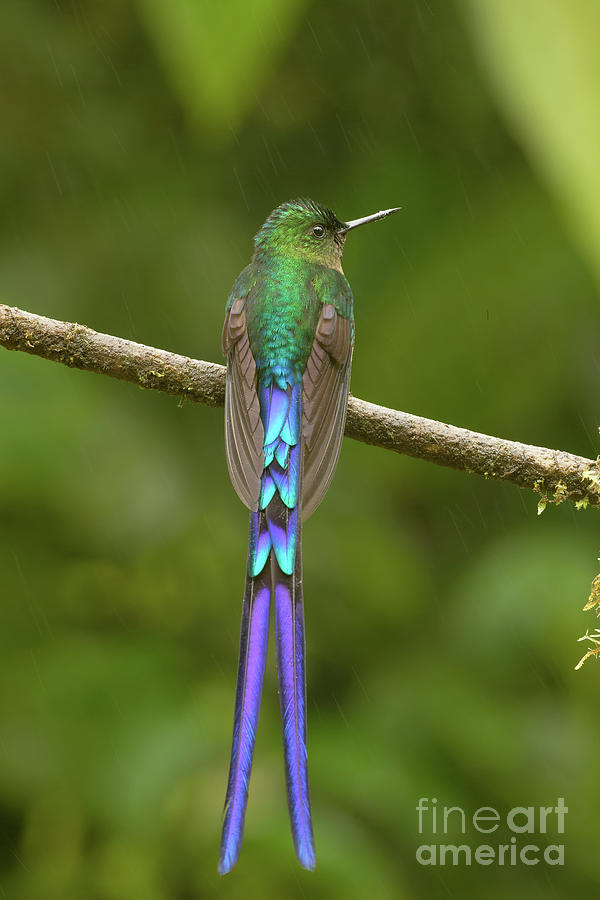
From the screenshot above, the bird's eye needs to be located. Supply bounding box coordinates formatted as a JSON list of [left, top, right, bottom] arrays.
[[312, 224, 325, 238]]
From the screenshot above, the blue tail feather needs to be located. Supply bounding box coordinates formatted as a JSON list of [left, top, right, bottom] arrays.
[[267, 501, 298, 576], [260, 383, 290, 445], [270, 441, 301, 508], [248, 510, 271, 577]]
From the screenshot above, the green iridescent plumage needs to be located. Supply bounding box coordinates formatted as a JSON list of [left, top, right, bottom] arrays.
[[226, 200, 354, 386], [219, 198, 400, 874]]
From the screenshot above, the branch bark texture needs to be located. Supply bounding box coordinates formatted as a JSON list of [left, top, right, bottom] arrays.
[[2, 303, 599, 508]]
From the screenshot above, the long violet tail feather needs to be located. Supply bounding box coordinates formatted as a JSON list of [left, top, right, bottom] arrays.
[[273, 538, 316, 870], [219, 553, 271, 875]]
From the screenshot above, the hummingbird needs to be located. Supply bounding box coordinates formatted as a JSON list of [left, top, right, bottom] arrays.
[[219, 198, 401, 874]]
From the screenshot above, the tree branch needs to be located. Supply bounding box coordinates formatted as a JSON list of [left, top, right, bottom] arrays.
[[2, 303, 599, 508]]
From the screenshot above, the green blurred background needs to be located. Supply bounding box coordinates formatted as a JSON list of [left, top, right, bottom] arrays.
[[2, 1, 600, 898]]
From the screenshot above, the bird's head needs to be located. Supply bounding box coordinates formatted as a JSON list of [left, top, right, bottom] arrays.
[[253, 198, 400, 270]]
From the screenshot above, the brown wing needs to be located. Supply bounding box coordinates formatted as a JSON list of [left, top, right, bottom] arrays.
[[302, 303, 353, 520], [222, 297, 263, 510]]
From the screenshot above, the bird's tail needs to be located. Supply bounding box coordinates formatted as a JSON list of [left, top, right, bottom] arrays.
[[219, 378, 315, 872]]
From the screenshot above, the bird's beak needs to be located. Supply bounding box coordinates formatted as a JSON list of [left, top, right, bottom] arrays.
[[338, 207, 402, 234]]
